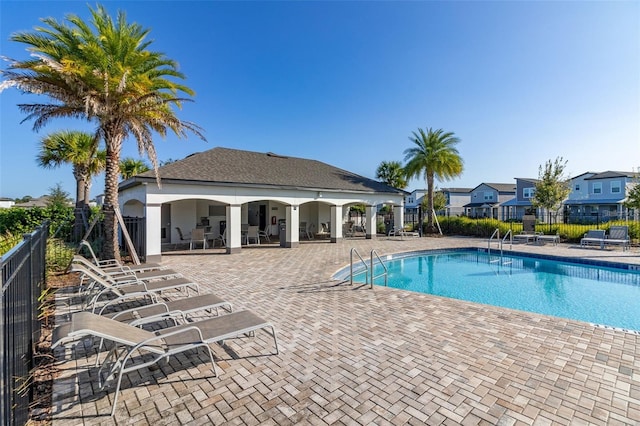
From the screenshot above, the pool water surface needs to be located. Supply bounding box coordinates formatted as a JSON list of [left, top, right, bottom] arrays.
[[350, 250, 640, 332]]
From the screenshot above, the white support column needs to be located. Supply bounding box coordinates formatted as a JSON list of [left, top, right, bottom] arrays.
[[394, 205, 404, 230], [145, 203, 162, 263], [226, 204, 242, 254], [285, 205, 299, 248], [331, 205, 342, 243], [365, 205, 377, 239]]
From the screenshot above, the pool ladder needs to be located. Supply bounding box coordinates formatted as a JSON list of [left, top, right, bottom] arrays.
[[350, 248, 388, 289], [488, 229, 512, 265]]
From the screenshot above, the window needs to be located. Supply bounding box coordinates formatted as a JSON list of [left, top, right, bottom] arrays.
[[592, 182, 602, 194], [575, 184, 580, 191], [484, 191, 493, 201], [523, 188, 535, 198], [611, 181, 621, 194]]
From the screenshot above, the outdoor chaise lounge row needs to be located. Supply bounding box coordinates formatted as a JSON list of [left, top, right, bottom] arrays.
[[53, 255, 279, 416], [512, 231, 560, 246], [580, 226, 631, 250]]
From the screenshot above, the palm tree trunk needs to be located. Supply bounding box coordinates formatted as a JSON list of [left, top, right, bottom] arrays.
[[103, 147, 121, 262], [426, 174, 435, 232], [72, 172, 86, 242]]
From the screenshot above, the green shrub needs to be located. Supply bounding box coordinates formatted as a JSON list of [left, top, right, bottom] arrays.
[[46, 238, 75, 273]]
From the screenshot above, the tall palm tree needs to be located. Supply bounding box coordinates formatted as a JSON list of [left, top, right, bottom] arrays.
[[403, 128, 463, 232], [120, 157, 150, 180], [37, 130, 105, 239], [375, 160, 408, 189], [37, 130, 105, 210], [2, 4, 205, 260]]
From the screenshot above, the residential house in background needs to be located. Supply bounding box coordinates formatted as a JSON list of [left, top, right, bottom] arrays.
[[464, 183, 516, 220], [501, 178, 539, 220], [0, 198, 15, 209], [13, 196, 55, 208], [403, 189, 427, 222], [440, 187, 473, 216], [564, 171, 637, 222]]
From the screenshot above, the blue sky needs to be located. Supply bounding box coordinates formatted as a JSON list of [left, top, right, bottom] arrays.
[[1, 0, 638, 200]]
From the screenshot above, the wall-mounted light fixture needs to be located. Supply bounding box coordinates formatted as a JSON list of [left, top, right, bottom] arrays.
[[317, 191, 323, 198]]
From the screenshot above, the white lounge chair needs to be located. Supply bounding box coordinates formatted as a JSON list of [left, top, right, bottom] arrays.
[[72, 255, 180, 284], [604, 226, 630, 251], [52, 310, 278, 416], [580, 229, 606, 249], [536, 233, 560, 246], [79, 240, 162, 273], [70, 263, 199, 310], [513, 231, 540, 244]]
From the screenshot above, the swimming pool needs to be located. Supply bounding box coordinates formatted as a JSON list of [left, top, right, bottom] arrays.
[[342, 249, 640, 333]]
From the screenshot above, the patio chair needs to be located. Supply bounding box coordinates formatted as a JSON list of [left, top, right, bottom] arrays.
[[604, 225, 630, 251], [72, 255, 181, 286], [299, 222, 312, 240], [246, 225, 261, 245], [580, 229, 606, 249], [51, 310, 279, 416], [258, 225, 270, 243], [189, 228, 207, 250], [79, 240, 162, 273], [536, 233, 560, 246], [174, 227, 191, 249], [70, 263, 200, 310], [513, 230, 540, 245], [214, 229, 227, 247], [316, 222, 330, 239], [98, 293, 233, 325]]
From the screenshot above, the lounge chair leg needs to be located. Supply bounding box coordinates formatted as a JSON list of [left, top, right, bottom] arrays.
[[270, 325, 279, 355]]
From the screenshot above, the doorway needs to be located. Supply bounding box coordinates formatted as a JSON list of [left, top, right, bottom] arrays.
[[161, 204, 171, 244]]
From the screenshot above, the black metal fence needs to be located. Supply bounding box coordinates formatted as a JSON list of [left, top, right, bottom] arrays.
[[0, 223, 48, 426]]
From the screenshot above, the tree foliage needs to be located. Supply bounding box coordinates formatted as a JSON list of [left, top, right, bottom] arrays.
[[403, 128, 463, 231], [375, 160, 407, 189], [425, 190, 447, 213], [120, 157, 150, 180], [2, 4, 205, 260], [531, 157, 571, 213], [624, 174, 640, 210], [37, 130, 105, 209]]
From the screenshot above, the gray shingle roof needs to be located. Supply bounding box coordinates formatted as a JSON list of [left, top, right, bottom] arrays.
[[131, 147, 401, 194], [585, 171, 636, 180], [470, 183, 516, 193]]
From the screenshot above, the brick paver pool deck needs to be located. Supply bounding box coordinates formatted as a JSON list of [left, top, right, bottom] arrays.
[[52, 237, 640, 425]]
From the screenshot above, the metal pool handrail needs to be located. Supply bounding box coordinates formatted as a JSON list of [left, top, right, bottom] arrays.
[[350, 247, 368, 285], [370, 249, 388, 289]]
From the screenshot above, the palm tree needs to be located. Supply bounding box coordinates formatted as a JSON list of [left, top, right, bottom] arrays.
[[2, 4, 205, 260], [120, 157, 150, 180], [37, 130, 105, 209], [403, 128, 463, 232], [375, 160, 408, 189], [37, 130, 105, 239]]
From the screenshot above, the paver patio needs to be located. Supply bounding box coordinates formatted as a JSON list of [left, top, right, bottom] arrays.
[[52, 237, 640, 425]]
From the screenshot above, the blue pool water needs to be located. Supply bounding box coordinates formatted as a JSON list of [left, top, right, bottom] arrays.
[[350, 250, 640, 332]]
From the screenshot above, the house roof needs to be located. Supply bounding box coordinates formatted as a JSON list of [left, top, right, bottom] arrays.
[[13, 196, 53, 208], [470, 183, 516, 193], [440, 187, 473, 193], [501, 198, 534, 207], [584, 171, 636, 180], [515, 178, 539, 184], [463, 202, 498, 208], [564, 198, 626, 205], [126, 147, 403, 194]]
